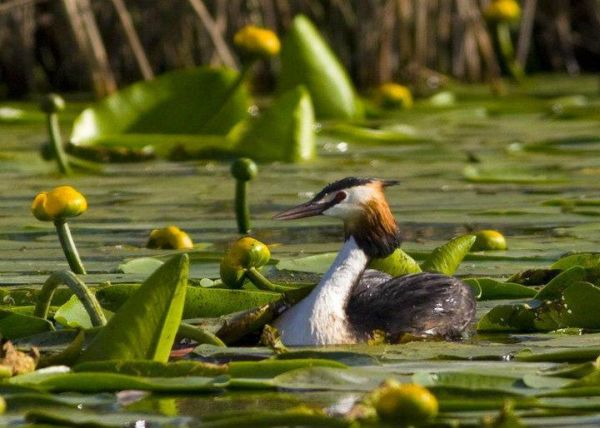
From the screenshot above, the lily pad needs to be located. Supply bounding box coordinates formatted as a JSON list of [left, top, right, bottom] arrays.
[[70, 66, 249, 156], [0, 310, 54, 339], [369, 248, 422, 276], [421, 235, 475, 275]]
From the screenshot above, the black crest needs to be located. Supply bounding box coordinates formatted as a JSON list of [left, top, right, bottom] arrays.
[[312, 177, 397, 201]]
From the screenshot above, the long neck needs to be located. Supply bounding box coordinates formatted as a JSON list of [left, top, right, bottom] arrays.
[[274, 237, 370, 345]]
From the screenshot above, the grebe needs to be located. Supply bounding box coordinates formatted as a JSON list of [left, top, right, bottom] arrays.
[[272, 177, 476, 346]]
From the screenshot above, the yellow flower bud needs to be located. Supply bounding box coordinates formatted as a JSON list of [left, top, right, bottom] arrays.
[[484, 0, 521, 23], [220, 237, 271, 288], [377, 83, 413, 109], [31, 186, 87, 222], [369, 380, 438, 424], [472, 230, 508, 251], [234, 25, 281, 59], [147, 226, 193, 250]]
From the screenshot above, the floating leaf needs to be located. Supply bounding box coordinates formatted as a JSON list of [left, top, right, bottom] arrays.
[[272, 367, 379, 391], [534, 266, 587, 301], [552, 253, 600, 270], [0, 310, 53, 340], [369, 248, 422, 276], [467, 278, 537, 300], [70, 67, 249, 156], [276, 253, 336, 274], [73, 360, 226, 377], [323, 123, 428, 144], [463, 165, 566, 184], [413, 371, 527, 395], [279, 15, 360, 119], [421, 235, 475, 275], [26, 408, 192, 428], [228, 359, 346, 379], [117, 257, 164, 275], [54, 295, 94, 329], [97, 284, 280, 319], [12, 371, 228, 393], [77, 254, 189, 363], [234, 86, 315, 162]]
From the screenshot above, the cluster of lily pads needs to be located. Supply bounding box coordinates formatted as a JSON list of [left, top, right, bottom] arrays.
[[2, 171, 600, 424], [39, 14, 428, 176]]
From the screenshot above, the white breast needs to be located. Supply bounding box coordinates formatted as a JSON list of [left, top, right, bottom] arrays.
[[273, 237, 369, 345]]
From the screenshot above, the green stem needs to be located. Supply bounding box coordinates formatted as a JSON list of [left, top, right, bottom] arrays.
[[245, 267, 296, 293], [54, 220, 87, 275], [235, 180, 250, 234], [34, 270, 106, 327], [496, 23, 524, 82], [178, 322, 226, 347], [47, 113, 72, 175]]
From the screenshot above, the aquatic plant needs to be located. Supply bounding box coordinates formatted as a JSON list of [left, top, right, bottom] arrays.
[[376, 83, 413, 109], [366, 380, 439, 424], [40, 94, 71, 175], [147, 226, 193, 250], [485, 0, 524, 81], [220, 237, 294, 292], [472, 230, 508, 251], [230, 158, 257, 234], [31, 186, 88, 274]]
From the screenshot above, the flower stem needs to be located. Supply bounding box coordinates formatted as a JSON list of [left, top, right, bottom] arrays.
[[47, 113, 72, 175], [54, 219, 87, 275], [245, 267, 296, 293], [34, 270, 106, 327], [235, 180, 250, 234], [496, 23, 524, 82], [178, 322, 226, 347]]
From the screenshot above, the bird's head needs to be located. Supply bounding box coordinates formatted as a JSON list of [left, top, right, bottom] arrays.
[[274, 177, 401, 258]]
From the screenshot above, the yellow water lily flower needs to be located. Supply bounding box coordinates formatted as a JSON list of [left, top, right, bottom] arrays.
[[31, 186, 87, 222], [377, 83, 413, 109], [234, 25, 281, 59], [147, 226, 193, 250], [484, 0, 521, 23]]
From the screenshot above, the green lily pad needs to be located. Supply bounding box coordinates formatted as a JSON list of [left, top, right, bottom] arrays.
[[467, 278, 537, 300], [279, 15, 360, 120], [463, 165, 567, 184], [73, 360, 227, 377], [551, 253, 600, 270], [97, 284, 280, 318], [117, 257, 164, 275], [0, 310, 54, 339], [234, 86, 315, 162], [70, 66, 249, 156]]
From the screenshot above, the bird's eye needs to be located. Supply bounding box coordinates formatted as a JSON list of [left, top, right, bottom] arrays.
[[333, 192, 347, 203]]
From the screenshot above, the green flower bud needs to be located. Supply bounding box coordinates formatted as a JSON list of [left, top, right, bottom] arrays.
[[231, 158, 258, 181], [220, 237, 271, 288], [40, 93, 66, 114], [472, 230, 508, 251]]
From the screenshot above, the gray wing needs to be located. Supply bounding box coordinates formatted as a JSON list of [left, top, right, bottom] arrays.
[[347, 272, 476, 341]]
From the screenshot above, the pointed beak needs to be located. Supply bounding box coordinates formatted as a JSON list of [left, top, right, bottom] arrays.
[[381, 179, 400, 187], [273, 200, 326, 220]]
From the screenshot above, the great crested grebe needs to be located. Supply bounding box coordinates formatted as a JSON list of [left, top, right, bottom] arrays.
[[272, 177, 476, 346]]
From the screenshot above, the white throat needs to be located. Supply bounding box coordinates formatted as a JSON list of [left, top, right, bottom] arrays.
[[274, 237, 369, 345]]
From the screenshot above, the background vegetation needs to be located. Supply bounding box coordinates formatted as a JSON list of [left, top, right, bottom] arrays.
[[1, 0, 599, 98]]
